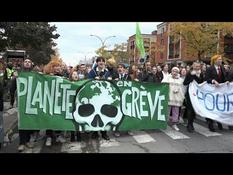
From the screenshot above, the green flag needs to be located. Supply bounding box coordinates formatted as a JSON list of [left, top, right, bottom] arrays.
[[136, 22, 146, 58]]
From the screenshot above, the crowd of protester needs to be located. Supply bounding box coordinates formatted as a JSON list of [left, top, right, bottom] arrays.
[[1, 53, 233, 152]]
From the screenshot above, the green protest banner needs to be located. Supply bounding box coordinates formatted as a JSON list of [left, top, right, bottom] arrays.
[[17, 72, 169, 131]]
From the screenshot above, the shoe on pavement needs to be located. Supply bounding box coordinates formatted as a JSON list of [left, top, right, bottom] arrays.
[[179, 118, 184, 124], [187, 125, 193, 133], [127, 131, 134, 136], [18, 145, 25, 152], [114, 132, 120, 137], [217, 123, 223, 130], [30, 135, 37, 143], [26, 142, 34, 148], [45, 137, 52, 146], [172, 124, 179, 131], [191, 124, 195, 131], [209, 128, 216, 132], [56, 135, 66, 143], [208, 123, 216, 132]]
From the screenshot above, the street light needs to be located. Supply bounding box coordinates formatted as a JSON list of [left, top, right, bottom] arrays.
[[90, 34, 116, 47]]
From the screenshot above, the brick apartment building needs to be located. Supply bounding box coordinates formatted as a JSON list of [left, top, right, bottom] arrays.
[[157, 22, 233, 65], [128, 22, 233, 66], [156, 22, 199, 65], [127, 31, 157, 65]]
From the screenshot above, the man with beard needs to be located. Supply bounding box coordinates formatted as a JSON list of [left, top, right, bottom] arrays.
[[183, 61, 204, 132], [138, 61, 157, 83]]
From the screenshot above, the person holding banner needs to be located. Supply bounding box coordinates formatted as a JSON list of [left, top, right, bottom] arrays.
[[114, 63, 133, 137], [228, 67, 233, 82], [106, 57, 118, 80], [205, 54, 230, 132], [183, 61, 204, 132], [152, 66, 163, 82], [43, 58, 67, 146], [138, 61, 157, 83], [162, 67, 185, 131], [114, 63, 131, 81], [88, 56, 110, 140], [227, 67, 233, 130], [161, 64, 170, 81], [129, 64, 139, 81], [18, 59, 35, 152], [69, 66, 87, 142]]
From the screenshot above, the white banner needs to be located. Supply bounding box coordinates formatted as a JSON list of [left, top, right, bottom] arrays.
[[189, 81, 233, 126]]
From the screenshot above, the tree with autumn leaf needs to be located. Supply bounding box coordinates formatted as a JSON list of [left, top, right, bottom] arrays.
[[169, 22, 233, 63], [95, 43, 129, 64], [111, 43, 129, 63], [95, 45, 111, 59]]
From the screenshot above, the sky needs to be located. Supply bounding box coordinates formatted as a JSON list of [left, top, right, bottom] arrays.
[[51, 22, 162, 66]]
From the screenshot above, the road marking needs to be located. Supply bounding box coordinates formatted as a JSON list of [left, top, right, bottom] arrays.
[[161, 126, 190, 140], [193, 123, 222, 137], [132, 131, 156, 143]]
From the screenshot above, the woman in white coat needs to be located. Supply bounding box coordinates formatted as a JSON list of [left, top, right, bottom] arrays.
[[162, 67, 185, 131]]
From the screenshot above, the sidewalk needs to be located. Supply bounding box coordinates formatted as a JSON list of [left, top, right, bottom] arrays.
[[3, 102, 18, 135]]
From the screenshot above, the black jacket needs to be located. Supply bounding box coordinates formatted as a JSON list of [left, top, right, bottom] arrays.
[[183, 71, 204, 107], [107, 67, 119, 80], [138, 70, 158, 83], [183, 72, 204, 86], [228, 70, 233, 82], [205, 65, 228, 84]]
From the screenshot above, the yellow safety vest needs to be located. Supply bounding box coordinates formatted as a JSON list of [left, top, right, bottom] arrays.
[[6, 68, 14, 79]]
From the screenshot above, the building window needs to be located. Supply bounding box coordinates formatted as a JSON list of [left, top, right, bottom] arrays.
[[161, 39, 164, 45], [169, 43, 174, 59], [174, 41, 180, 58], [168, 35, 180, 59], [130, 40, 135, 50]]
